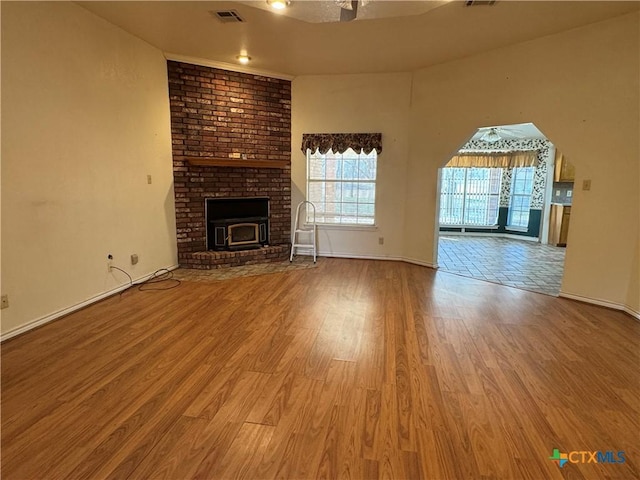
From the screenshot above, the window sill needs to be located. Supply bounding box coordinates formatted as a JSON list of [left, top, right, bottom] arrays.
[[305, 223, 378, 231], [440, 225, 499, 230], [506, 226, 529, 232]]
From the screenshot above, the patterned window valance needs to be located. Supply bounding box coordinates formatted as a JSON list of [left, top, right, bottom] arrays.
[[301, 133, 382, 155], [446, 150, 538, 168]]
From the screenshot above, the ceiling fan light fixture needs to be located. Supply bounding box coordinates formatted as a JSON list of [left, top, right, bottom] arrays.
[[480, 128, 502, 143], [336, 0, 370, 10], [267, 0, 290, 10], [236, 54, 251, 65]]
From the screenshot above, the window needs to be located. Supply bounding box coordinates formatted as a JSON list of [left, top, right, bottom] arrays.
[[439, 167, 502, 226], [508, 167, 535, 228], [306, 148, 377, 225]]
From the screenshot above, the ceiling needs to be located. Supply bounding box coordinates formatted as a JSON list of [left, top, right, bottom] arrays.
[[238, 0, 450, 23], [470, 122, 547, 142], [77, 1, 640, 77]]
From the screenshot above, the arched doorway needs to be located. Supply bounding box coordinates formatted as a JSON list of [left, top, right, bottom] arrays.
[[434, 122, 573, 296]]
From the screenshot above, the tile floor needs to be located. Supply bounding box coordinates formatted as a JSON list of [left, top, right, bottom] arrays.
[[173, 256, 318, 282], [437, 235, 566, 296]]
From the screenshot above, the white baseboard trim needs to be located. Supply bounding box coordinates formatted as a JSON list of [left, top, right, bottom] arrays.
[[398, 256, 438, 269], [5, 261, 636, 342], [315, 251, 401, 262], [559, 291, 640, 321], [625, 305, 640, 321], [303, 251, 438, 269], [1, 264, 180, 342]]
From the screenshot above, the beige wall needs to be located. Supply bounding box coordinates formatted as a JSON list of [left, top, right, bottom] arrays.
[[291, 73, 413, 261], [293, 12, 639, 313], [1, 2, 177, 336], [2, 4, 637, 337], [406, 11, 639, 311]]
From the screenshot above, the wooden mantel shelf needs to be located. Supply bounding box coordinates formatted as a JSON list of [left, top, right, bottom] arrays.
[[185, 157, 289, 169]]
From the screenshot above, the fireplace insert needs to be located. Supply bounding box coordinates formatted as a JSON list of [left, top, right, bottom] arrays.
[[206, 198, 269, 251]]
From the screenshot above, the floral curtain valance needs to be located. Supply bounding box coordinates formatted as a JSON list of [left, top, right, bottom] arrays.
[[301, 133, 382, 155], [446, 150, 538, 168]]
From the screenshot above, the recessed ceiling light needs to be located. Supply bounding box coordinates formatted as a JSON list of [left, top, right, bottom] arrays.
[[236, 54, 251, 65], [267, 0, 290, 10]]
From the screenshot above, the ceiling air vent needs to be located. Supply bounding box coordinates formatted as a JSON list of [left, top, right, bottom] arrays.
[[211, 10, 245, 23], [465, 1, 496, 6]]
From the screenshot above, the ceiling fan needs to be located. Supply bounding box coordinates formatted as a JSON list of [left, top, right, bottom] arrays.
[[477, 124, 544, 142], [336, 0, 369, 22], [258, 0, 444, 24]]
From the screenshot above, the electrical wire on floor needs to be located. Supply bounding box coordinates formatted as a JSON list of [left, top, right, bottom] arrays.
[[137, 268, 181, 291], [109, 266, 181, 296]]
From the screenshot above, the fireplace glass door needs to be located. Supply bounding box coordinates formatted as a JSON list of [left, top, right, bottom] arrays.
[[228, 223, 259, 247]]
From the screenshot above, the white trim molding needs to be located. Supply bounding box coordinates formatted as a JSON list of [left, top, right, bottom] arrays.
[[1, 265, 180, 342], [295, 251, 438, 269], [625, 305, 640, 321], [559, 291, 640, 321], [400, 256, 438, 269], [310, 224, 378, 232]]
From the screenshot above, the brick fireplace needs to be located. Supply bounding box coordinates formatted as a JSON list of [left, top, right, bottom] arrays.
[[167, 61, 291, 269]]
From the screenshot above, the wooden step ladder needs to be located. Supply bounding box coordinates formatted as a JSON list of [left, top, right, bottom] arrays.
[[290, 201, 317, 263]]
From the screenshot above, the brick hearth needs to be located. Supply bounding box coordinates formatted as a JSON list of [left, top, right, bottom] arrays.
[[184, 245, 290, 270], [167, 61, 292, 268]]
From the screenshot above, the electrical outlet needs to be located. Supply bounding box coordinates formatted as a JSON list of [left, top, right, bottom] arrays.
[[107, 254, 113, 272], [147, 174, 152, 185], [378, 237, 384, 245], [131, 254, 139, 265], [582, 179, 591, 191], [1, 295, 8, 310]]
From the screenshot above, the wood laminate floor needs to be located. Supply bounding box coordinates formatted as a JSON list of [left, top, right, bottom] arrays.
[[2, 258, 639, 479]]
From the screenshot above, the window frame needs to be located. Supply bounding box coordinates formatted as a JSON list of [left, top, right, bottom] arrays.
[[439, 167, 502, 227], [306, 148, 378, 226], [507, 166, 535, 229]]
